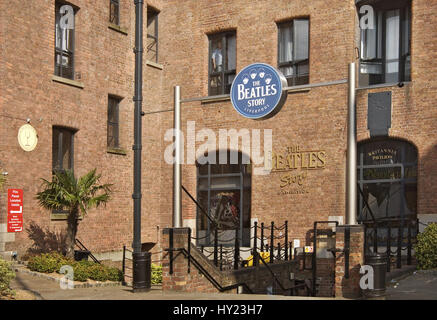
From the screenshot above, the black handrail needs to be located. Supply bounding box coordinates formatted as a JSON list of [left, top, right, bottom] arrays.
[[172, 247, 254, 294], [257, 252, 311, 296], [181, 184, 218, 230], [75, 238, 100, 264]]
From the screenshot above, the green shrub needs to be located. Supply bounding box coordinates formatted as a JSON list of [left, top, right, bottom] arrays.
[[26, 253, 123, 282], [151, 264, 162, 285], [27, 252, 72, 273], [71, 262, 90, 282], [415, 223, 437, 270], [0, 258, 15, 297], [87, 264, 109, 281], [107, 267, 123, 282]]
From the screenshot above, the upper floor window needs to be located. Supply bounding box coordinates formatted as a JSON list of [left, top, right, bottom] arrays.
[[107, 96, 121, 149], [359, 0, 411, 86], [55, 2, 76, 80], [208, 32, 236, 96], [52, 127, 75, 172], [109, 0, 120, 25], [278, 19, 309, 86], [147, 7, 159, 63]]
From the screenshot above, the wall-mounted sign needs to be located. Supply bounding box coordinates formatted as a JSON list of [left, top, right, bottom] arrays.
[[230, 63, 288, 119], [271, 145, 327, 195], [18, 124, 38, 152], [7, 189, 23, 233], [304, 246, 313, 253]]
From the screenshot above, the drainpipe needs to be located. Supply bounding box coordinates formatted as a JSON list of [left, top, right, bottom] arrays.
[[346, 62, 357, 225], [132, 0, 147, 292], [173, 86, 182, 228]]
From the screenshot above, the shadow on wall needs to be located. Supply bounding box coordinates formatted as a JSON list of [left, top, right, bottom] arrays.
[[419, 143, 437, 224], [24, 221, 67, 258], [340, 264, 363, 299]]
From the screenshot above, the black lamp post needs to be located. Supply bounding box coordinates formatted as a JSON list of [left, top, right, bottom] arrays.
[[132, 0, 148, 292]]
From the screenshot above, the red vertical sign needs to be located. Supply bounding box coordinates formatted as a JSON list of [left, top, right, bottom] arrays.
[[7, 189, 23, 232]]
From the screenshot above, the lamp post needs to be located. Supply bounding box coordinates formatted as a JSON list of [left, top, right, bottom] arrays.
[[132, 0, 148, 292]]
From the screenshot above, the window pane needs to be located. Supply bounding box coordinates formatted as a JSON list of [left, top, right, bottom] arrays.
[[210, 191, 240, 230], [147, 10, 158, 62], [110, 0, 119, 25], [294, 19, 309, 61], [226, 35, 236, 70], [279, 24, 292, 64], [52, 129, 61, 171], [385, 9, 400, 80], [62, 130, 72, 170], [211, 39, 223, 72], [209, 75, 222, 95]]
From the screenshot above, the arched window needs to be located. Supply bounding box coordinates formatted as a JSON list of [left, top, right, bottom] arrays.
[[357, 139, 417, 222], [196, 151, 251, 247]]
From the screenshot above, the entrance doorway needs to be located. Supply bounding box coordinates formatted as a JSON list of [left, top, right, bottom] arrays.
[[357, 138, 417, 222], [196, 150, 252, 247]]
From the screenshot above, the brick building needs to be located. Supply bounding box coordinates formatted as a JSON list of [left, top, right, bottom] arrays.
[[1, 0, 436, 273]]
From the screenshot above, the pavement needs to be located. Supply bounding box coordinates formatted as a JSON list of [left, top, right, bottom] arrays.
[[385, 269, 437, 300], [8, 271, 336, 300], [8, 265, 437, 300]]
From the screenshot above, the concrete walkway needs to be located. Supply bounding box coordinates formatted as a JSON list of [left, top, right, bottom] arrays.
[[9, 271, 338, 300], [386, 270, 437, 300]]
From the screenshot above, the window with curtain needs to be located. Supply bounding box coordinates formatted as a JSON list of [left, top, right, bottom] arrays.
[[109, 0, 120, 25], [54, 2, 75, 80], [278, 18, 309, 86], [359, 0, 411, 86], [147, 7, 159, 63], [208, 32, 236, 96]]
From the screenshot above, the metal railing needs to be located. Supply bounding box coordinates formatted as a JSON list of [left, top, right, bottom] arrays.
[[75, 238, 100, 264], [361, 218, 418, 271], [122, 245, 133, 285], [192, 220, 296, 271]]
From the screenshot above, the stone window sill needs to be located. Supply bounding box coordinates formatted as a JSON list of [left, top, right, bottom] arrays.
[[51, 213, 83, 221], [107, 147, 127, 155], [108, 23, 128, 35], [146, 60, 163, 70], [52, 75, 84, 89]]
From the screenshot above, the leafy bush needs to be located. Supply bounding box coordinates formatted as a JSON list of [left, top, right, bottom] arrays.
[[27, 252, 72, 273], [107, 267, 123, 282], [26, 252, 123, 282], [151, 264, 162, 285], [0, 258, 15, 297], [415, 223, 437, 270], [71, 262, 91, 282]]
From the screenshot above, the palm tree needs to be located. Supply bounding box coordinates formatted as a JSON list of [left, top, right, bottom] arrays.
[[36, 169, 112, 258]]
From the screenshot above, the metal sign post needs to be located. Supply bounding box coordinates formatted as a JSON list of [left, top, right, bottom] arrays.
[[346, 62, 357, 225], [173, 86, 182, 228]]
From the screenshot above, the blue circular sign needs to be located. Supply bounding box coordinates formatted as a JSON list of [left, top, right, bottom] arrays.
[[230, 63, 288, 119]]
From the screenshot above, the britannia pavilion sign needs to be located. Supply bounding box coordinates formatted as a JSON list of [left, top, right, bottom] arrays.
[[230, 63, 288, 119]]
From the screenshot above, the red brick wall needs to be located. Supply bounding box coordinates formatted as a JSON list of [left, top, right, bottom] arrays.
[[335, 225, 365, 298], [1, 0, 436, 258]]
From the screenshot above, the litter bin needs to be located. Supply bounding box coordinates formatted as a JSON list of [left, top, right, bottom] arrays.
[[74, 250, 90, 261], [364, 253, 387, 298], [132, 242, 154, 292]]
